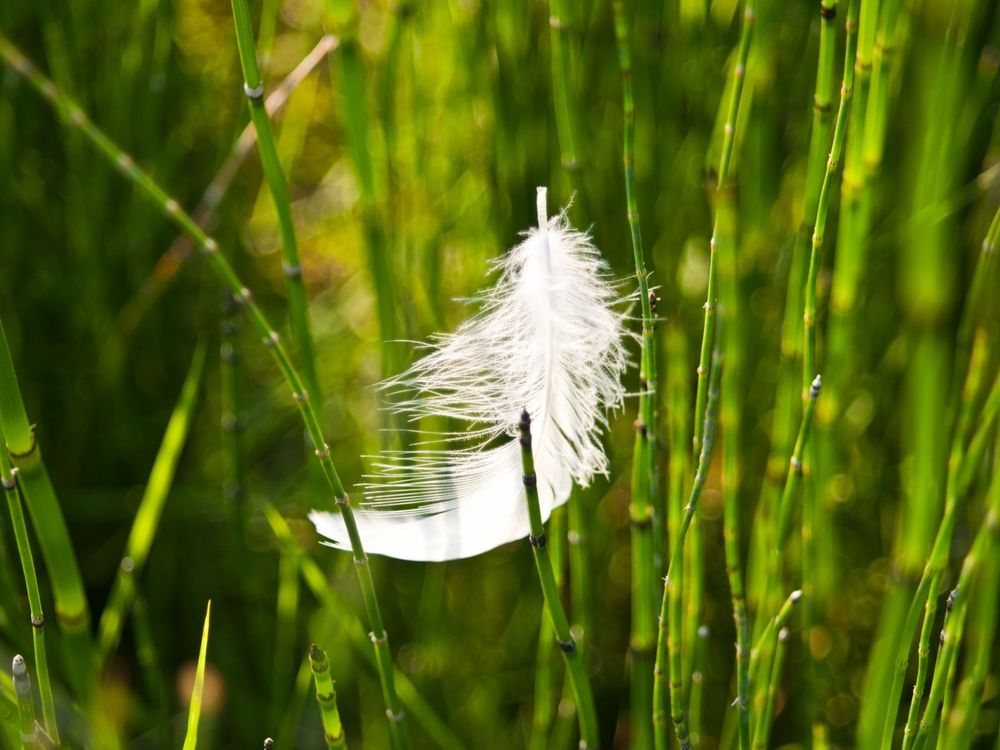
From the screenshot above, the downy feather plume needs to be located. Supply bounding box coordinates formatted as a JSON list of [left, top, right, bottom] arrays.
[[310, 187, 628, 561]]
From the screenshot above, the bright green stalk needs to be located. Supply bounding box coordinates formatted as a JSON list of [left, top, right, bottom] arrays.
[[751, 0, 838, 613], [229, 0, 322, 419], [751, 627, 789, 750], [611, 4, 658, 747], [0, 316, 92, 700], [308, 644, 348, 750], [0, 37, 410, 746], [550, 0, 580, 176], [940, 468, 1000, 748], [1, 448, 56, 742], [11, 655, 40, 750], [687, 625, 709, 748], [530, 505, 567, 750], [182, 601, 212, 750], [518, 411, 599, 750], [717, 175, 749, 750], [260, 503, 463, 750], [911, 487, 998, 750], [899, 570, 943, 750], [655, 346, 722, 750], [97, 342, 206, 663], [749, 589, 802, 686], [692, 0, 755, 460], [876, 368, 1000, 749]]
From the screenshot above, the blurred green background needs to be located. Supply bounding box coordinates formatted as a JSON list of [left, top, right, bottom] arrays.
[[1, 0, 999, 747]]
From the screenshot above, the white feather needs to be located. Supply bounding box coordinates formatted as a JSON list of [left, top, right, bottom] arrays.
[[310, 188, 628, 561]]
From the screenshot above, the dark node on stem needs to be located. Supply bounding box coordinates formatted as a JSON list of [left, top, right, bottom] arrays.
[[634, 418, 648, 438], [791, 456, 802, 473], [314, 443, 331, 460], [243, 82, 264, 101], [334, 494, 349, 506], [819, 2, 836, 19], [201, 238, 218, 255], [939, 630, 945, 644], [519, 409, 531, 432], [523, 473, 537, 488], [813, 97, 834, 113], [263, 331, 280, 347], [630, 513, 652, 529], [556, 636, 576, 653], [308, 643, 325, 664], [282, 261, 302, 279], [629, 638, 656, 658], [790, 589, 803, 603], [8, 425, 37, 459], [810, 374, 823, 400], [529, 533, 547, 548], [292, 390, 309, 403], [369, 630, 388, 645], [30, 614, 44, 628], [946, 587, 958, 611], [1, 475, 15, 491], [263, 739, 275, 750], [386, 709, 406, 724], [648, 289, 659, 311]]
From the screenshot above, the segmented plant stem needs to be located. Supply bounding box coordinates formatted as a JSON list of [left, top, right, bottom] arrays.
[[0, 37, 410, 746], [519, 411, 600, 750], [308, 644, 348, 750], [752, 627, 790, 750], [230, 0, 323, 420], [0, 315, 92, 699], [11, 655, 39, 749], [900, 570, 943, 750], [654, 346, 722, 750], [0, 449, 57, 741], [693, 0, 755, 459], [611, 3, 659, 747]]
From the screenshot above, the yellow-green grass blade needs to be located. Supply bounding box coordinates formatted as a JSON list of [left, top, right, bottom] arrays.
[[182, 601, 212, 750], [97, 341, 207, 664]]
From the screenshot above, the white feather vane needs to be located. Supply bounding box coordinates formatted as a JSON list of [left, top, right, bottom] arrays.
[[310, 187, 628, 561]]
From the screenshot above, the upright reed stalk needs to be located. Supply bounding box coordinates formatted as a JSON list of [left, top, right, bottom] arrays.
[[0, 315, 93, 699], [654, 346, 722, 750], [308, 644, 348, 750], [518, 411, 600, 750], [611, 2, 659, 747], [229, 0, 323, 419], [0, 443, 56, 742], [0, 36, 410, 746], [716, 177, 749, 749]]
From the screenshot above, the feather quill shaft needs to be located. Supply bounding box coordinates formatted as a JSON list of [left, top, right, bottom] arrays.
[[311, 188, 627, 561]]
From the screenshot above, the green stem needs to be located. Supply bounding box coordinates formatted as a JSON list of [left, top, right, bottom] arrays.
[[0, 449, 57, 742], [0, 315, 92, 700], [519, 411, 600, 750], [229, 0, 323, 420], [308, 644, 348, 750], [751, 627, 790, 750], [611, 4, 659, 747], [900, 571, 943, 750], [0, 36, 409, 746], [654, 346, 722, 750]]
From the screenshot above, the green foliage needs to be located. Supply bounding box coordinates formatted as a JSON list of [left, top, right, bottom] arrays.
[[0, 0, 998, 747]]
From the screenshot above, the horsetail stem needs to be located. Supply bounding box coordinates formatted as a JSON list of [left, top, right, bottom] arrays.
[[0, 314, 93, 700], [308, 644, 348, 750], [751, 626, 789, 750], [910, 480, 999, 750], [692, 0, 755, 460], [0, 449, 56, 742], [519, 410, 600, 749], [654, 345, 722, 750], [230, 0, 323, 421], [716, 176, 749, 749], [899, 569, 943, 750], [611, 3, 659, 746], [11, 655, 42, 750], [0, 35, 409, 744]]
